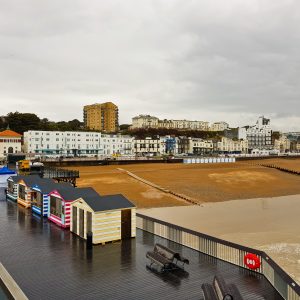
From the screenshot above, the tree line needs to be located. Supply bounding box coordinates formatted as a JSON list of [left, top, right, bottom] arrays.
[[0, 112, 83, 134], [0, 112, 228, 138]]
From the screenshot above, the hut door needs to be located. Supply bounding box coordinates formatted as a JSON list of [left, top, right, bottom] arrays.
[[79, 209, 85, 238], [72, 207, 77, 234], [86, 211, 92, 234], [121, 209, 131, 239]]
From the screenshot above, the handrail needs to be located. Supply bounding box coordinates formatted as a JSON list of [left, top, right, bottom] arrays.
[[136, 213, 300, 299]]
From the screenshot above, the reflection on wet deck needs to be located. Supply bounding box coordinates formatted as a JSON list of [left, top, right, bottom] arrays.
[[0, 190, 282, 300]]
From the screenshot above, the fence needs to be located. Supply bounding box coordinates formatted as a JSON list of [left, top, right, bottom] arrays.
[[136, 213, 300, 300], [183, 157, 236, 164]]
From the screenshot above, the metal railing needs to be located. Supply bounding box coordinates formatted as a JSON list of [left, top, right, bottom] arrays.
[[136, 213, 300, 300]]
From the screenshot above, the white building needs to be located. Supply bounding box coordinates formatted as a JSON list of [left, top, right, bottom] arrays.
[[101, 134, 134, 156], [160, 119, 209, 131], [210, 122, 229, 131], [134, 137, 164, 155], [214, 137, 248, 154], [238, 116, 272, 150], [131, 115, 159, 129], [23, 131, 134, 157], [131, 115, 209, 131], [0, 130, 22, 159]]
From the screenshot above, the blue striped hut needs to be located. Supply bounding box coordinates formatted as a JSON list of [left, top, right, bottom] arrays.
[[30, 180, 63, 216]]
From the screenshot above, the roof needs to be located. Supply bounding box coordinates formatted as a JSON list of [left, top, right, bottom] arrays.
[[79, 193, 135, 212], [8, 175, 41, 183], [0, 167, 16, 175], [52, 187, 98, 201], [19, 176, 46, 187], [0, 130, 22, 137], [30, 180, 64, 194]]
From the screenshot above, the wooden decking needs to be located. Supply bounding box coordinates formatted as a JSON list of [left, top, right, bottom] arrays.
[[0, 190, 283, 300]]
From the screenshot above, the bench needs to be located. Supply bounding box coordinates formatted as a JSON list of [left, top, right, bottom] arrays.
[[226, 284, 243, 300], [213, 275, 244, 300], [201, 283, 218, 300], [146, 243, 189, 272]]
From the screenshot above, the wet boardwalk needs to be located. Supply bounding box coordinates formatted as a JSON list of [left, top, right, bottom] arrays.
[[0, 189, 283, 300]]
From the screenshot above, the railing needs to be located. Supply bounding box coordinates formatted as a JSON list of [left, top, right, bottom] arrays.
[[136, 213, 300, 300], [43, 167, 79, 179]]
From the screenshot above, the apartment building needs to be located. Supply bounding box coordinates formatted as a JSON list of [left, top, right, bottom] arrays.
[[23, 131, 133, 157], [210, 122, 229, 131], [178, 137, 213, 155], [238, 116, 272, 150], [134, 137, 164, 155], [160, 136, 178, 154], [101, 135, 134, 156], [274, 135, 291, 153], [213, 137, 248, 154], [83, 102, 119, 132], [131, 115, 159, 129], [131, 115, 209, 131]]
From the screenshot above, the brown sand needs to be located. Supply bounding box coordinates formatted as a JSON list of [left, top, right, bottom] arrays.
[[138, 195, 300, 284], [76, 166, 187, 208], [252, 158, 300, 172], [73, 158, 300, 208]]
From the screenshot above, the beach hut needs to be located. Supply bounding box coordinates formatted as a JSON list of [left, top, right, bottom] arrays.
[[17, 176, 46, 208], [70, 192, 136, 244], [6, 175, 39, 202], [48, 186, 95, 228], [30, 181, 65, 217]]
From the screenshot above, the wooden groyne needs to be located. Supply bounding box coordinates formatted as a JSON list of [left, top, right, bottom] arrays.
[[259, 164, 300, 176], [117, 168, 200, 205]]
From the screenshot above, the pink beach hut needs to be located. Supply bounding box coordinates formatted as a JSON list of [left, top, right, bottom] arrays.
[[48, 186, 96, 228]]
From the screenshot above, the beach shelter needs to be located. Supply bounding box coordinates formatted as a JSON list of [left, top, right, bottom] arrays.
[[17, 176, 46, 208], [6, 175, 39, 202], [30, 180, 64, 217], [70, 192, 136, 244], [48, 186, 97, 228]]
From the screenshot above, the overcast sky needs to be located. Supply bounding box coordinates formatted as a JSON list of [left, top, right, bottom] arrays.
[[0, 0, 299, 131]]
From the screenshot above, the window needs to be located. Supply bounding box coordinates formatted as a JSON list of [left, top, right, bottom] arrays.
[[32, 192, 42, 208], [18, 185, 26, 200], [7, 181, 14, 194], [50, 196, 62, 218]]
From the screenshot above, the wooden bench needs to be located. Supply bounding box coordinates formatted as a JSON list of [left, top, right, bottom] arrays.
[[146, 243, 189, 272], [201, 283, 218, 300], [213, 275, 243, 300]]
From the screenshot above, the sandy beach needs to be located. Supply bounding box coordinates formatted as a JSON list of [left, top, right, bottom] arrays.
[[74, 159, 300, 207]]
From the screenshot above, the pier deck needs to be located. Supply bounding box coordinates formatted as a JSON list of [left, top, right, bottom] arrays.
[[0, 190, 283, 300]]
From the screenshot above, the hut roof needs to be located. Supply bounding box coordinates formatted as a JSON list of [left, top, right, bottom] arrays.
[[20, 176, 46, 187], [53, 187, 98, 201], [8, 175, 41, 184], [80, 193, 135, 212], [31, 181, 69, 194]]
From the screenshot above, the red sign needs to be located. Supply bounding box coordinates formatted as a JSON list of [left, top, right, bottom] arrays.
[[244, 253, 261, 270]]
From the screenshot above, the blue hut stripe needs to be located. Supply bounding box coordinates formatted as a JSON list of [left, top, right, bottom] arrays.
[[32, 205, 41, 215]]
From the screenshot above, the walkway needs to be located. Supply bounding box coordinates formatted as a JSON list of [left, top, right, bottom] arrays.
[[0, 189, 283, 300]]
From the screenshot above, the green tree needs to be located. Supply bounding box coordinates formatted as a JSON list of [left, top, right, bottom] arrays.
[[6, 112, 41, 133]]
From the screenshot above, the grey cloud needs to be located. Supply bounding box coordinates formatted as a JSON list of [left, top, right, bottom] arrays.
[[0, 0, 299, 130]]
